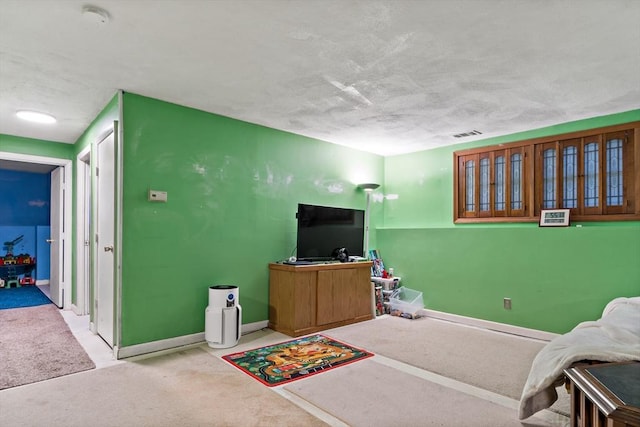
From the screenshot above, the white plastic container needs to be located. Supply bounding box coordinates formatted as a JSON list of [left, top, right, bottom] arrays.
[[389, 286, 424, 315], [205, 285, 242, 348], [371, 276, 401, 291]]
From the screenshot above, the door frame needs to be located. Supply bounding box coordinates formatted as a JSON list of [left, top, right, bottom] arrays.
[[0, 151, 72, 309], [75, 146, 91, 315]]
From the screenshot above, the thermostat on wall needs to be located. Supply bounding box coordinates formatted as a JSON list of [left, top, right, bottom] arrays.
[[148, 190, 167, 202]]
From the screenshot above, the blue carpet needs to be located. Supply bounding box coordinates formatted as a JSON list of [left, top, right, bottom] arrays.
[[0, 286, 52, 310]]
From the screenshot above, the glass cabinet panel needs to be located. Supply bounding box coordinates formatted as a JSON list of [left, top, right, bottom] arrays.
[[563, 146, 577, 208], [584, 142, 599, 208], [606, 138, 623, 207], [465, 159, 475, 212], [543, 148, 556, 209], [479, 157, 490, 212], [510, 153, 522, 210], [495, 155, 505, 211]]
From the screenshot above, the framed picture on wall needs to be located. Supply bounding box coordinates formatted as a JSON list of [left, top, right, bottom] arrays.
[[539, 209, 570, 227]]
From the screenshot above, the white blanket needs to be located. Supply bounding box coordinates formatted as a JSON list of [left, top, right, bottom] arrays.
[[518, 296, 640, 420]]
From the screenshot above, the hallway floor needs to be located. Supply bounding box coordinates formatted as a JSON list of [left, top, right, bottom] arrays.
[[36, 283, 118, 369], [59, 309, 121, 369]]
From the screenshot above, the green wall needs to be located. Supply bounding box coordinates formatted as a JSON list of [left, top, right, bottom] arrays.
[[119, 93, 383, 346], [380, 110, 640, 333], [4, 97, 638, 342], [0, 134, 73, 160]]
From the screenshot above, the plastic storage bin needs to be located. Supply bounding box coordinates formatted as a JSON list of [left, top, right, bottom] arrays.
[[389, 286, 424, 316]]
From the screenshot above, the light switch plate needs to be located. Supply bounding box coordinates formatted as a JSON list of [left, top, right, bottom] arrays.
[[148, 190, 167, 202]]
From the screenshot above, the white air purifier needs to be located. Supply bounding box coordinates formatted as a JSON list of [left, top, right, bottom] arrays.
[[205, 285, 242, 349]]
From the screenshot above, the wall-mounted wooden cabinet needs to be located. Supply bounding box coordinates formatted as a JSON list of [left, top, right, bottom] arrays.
[[268, 262, 373, 337]]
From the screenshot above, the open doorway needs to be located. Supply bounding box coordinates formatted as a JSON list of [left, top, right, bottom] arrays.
[[0, 163, 53, 300], [0, 150, 116, 368], [0, 152, 71, 308]]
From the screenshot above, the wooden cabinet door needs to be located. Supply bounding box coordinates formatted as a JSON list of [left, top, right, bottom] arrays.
[[316, 269, 356, 325], [351, 266, 374, 319], [269, 269, 316, 332], [293, 271, 317, 331]]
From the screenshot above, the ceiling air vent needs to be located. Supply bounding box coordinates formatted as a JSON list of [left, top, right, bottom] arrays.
[[453, 130, 483, 138]]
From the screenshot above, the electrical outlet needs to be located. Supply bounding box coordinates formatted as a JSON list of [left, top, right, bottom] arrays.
[[504, 298, 512, 310]]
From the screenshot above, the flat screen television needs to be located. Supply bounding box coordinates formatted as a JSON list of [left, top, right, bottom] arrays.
[[296, 203, 364, 261]]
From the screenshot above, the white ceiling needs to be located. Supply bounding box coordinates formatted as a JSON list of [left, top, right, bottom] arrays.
[[1, 0, 639, 157]]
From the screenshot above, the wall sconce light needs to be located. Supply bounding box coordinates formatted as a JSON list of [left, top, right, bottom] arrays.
[[357, 183, 380, 258], [358, 183, 380, 192]]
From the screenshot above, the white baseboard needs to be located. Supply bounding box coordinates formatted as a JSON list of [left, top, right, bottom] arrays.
[[117, 333, 206, 359], [116, 320, 270, 359], [110, 312, 556, 359], [421, 309, 560, 342], [36, 279, 50, 285], [242, 320, 269, 334], [68, 303, 82, 316]]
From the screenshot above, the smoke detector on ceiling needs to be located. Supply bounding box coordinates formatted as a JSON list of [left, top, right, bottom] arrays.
[[82, 5, 111, 25]]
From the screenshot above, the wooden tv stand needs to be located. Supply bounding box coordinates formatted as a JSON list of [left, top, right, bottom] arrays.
[[268, 261, 374, 337]]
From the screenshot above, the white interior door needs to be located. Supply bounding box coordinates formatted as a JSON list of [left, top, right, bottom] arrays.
[[96, 131, 115, 347], [49, 167, 63, 307]]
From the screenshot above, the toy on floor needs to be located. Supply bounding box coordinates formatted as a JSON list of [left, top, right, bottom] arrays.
[[1, 235, 37, 287], [390, 309, 421, 319]]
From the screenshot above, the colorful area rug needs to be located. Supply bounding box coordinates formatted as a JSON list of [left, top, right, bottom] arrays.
[[222, 334, 374, 386], [0, 286, 51, 310]]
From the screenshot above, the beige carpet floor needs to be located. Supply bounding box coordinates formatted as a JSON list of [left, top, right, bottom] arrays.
[[0, 315, 571, 426], [0, 305, 95, 390], [325, 315, 544, 400], [325, 315, 570, 417], [284, 359, 558, 427], [0, 346, 329, 427]]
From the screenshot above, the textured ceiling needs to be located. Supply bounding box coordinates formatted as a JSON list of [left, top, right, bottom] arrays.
[[0, 0, 639, 156]]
